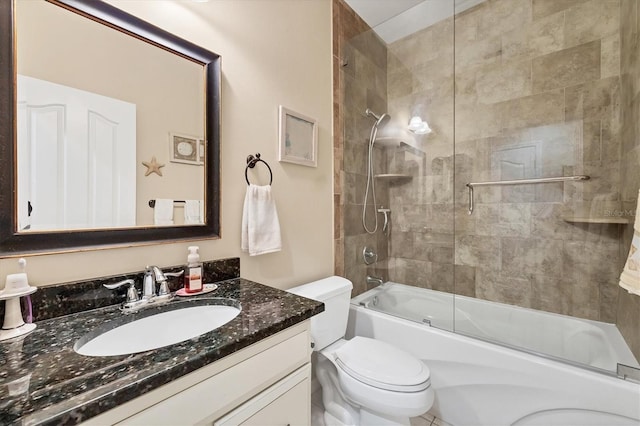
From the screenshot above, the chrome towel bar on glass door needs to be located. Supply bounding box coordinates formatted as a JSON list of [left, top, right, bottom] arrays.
[[466, 175, 590, 214]]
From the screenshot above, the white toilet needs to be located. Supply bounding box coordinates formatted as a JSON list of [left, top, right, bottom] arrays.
[[289, 276, 434, 426]]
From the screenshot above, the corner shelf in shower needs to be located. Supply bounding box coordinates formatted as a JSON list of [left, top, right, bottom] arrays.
[[374, 174, 412, 183], [561, 216, 631, 224], [375, 137, 403, 148]]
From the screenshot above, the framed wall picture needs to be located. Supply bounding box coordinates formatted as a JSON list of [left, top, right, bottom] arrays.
[[278, 105, 317, 167], [169, 132, 199, 165]]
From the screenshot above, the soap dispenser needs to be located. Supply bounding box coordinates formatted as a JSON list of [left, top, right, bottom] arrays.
[[0, 258, 37, 341], [184, 246, 203, 293]]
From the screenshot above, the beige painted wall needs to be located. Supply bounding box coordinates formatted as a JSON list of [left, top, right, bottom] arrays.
[[0, 0, 334, 290]]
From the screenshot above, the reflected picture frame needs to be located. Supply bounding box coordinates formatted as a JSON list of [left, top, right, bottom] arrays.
[[278, 105, 317, 167], [170, 132, 200, 165]]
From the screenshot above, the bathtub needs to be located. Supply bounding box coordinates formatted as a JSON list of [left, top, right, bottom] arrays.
[[348, 283, 640, 426]]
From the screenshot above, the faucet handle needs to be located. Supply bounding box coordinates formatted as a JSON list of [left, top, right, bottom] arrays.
[[158, 270, 183, 296], [104, 279, 140, 304]]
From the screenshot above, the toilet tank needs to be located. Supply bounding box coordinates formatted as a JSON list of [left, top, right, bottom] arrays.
[[287, 276, 353, 351]]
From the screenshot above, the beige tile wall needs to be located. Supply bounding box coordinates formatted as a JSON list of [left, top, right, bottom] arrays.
[[333, 0, 388, 296], [385, 0, 624, 324], [618, 0, 640, 360]]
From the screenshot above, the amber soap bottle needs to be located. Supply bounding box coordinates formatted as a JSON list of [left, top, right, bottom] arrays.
[[184, 246, 203, 293]]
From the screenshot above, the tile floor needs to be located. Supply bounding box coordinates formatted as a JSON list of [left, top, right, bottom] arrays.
[[311, 389, 451, 426]]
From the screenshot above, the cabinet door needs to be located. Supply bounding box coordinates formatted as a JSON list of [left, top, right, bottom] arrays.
[[215, 364, 310, 426]]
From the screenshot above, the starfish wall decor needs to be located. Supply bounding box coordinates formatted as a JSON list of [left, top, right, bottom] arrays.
[[142, 156, 165, 176]]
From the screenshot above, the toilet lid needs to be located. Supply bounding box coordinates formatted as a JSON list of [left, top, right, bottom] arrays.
[[334, 336, 430, 391]]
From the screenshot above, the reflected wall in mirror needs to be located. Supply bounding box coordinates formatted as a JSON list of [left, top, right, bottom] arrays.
[[0, 0, 221, 254]]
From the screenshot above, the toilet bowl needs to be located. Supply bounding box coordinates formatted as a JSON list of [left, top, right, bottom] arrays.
[[288, 276, 434, 426]]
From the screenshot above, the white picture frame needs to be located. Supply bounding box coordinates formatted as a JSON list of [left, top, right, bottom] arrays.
[[278, 105, 317, 167], [197, 139, 206, 165], [169, 132, 200, 165]]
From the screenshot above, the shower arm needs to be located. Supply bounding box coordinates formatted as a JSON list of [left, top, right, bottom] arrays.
[[466, 175, 590, 214]]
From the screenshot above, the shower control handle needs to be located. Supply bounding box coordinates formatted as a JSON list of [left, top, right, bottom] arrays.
[[363, 247, 378, 265]]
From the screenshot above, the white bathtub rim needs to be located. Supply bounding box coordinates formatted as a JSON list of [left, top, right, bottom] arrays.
[[352, 282, 639, 371], [349, 303, 640, 392]]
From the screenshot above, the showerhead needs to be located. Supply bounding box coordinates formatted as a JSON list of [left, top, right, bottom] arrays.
[[365, 108, 390, 128]]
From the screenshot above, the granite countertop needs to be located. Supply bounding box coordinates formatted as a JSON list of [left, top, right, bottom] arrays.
[[0, 278, 324, 425]]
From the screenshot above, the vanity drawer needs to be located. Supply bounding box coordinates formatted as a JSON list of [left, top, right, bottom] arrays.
[[214, 364, 310, 426]]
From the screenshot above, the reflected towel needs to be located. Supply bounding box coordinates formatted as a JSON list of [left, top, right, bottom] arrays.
[[620, 191, 640, 296], [153, 199, 174, 226], [184, 200, 203, 225], [241, 184, 281, 256]]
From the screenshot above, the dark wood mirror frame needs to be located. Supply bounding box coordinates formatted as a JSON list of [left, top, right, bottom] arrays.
[[0, 0, 221, 255]]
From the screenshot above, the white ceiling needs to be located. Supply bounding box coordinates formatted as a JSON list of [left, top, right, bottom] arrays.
[[344, 0, 485, 44]]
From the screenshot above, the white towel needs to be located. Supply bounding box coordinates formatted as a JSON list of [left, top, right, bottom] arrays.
[[241, 184, 282, 256], [620, 190, 640, 296], [153, 199, 174, 226], [184, 200, 203, 224]]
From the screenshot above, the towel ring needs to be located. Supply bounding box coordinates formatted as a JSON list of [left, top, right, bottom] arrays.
[[245, 153, 273, 185]]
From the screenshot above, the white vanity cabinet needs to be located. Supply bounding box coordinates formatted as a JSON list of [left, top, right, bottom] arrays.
[[83, 321, 312, 426]]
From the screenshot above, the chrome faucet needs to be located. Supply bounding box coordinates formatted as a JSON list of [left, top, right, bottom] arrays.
[[105, 266, 183, 313], [366, 275, 384, 288], [144, 266, 183, 301]]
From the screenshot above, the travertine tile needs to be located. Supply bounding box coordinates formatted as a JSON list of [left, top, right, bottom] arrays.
[[499, 89, 565, 131], [563, 240, 620, 282], [334, 195, 342, 240], [454, 67, 478, 106], [343, 141, 367, 175], [477, 0, 532, 41], [532, 0, 590, 20], [391, 258, 432, 288], [532, 274, 571, 315], [344, 204, 363, 237], [334, 238, 345, 276], [454, 264, 476, 297], [388, 26, 436, 70], [601, 33, 621, 79], [532, 41, 601, 94], [456, 102, 501, 141], [501, 237, 564, 278], [565, 76, 621, 121], [582, 120, 602, 163], [455, 235, 501, 270], [390, 230, 415, 260], [431, 262, 454, 293], [475, 58, 532, 104], [564, 0, 620, 48], [388, 68, 413, 99], [475, 203, 531, 237], [476, 267, 533, 308], [617, 290, 640, 358], [502, 9, 565, 61], [454, 2, 484, 43], [455, 35, 502, 72], [599, 281, 619, 323], [567, 278, 600, 320]]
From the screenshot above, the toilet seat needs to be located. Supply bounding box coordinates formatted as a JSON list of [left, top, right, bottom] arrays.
[[334, 336, 431, 392]]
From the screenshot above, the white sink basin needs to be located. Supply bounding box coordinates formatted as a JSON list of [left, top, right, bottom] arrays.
[[75, 304, 241, 357]]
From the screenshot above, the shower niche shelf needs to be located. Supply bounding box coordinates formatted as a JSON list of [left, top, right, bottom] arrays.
[[561, 216, 631, 225], [375, 137, 404, 148], [374, 174, 412, 183]]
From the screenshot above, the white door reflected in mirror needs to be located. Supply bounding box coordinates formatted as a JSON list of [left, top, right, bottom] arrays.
[[17, 75, 136, 231]]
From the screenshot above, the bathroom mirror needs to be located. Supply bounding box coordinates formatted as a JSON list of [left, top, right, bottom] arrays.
[[0, 0, 221, 254]]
